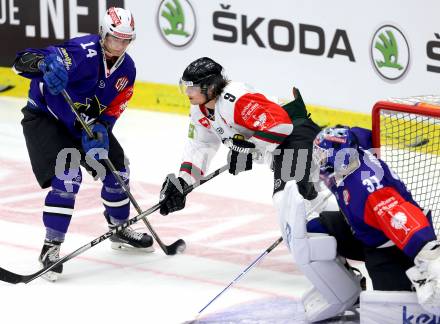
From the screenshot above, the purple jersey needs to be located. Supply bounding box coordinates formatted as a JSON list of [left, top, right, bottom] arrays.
[[325, 138, 436, 257], [17, 34, 136, 138]]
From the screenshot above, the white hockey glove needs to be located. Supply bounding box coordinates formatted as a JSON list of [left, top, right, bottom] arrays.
[[406, 240, 440, 314]]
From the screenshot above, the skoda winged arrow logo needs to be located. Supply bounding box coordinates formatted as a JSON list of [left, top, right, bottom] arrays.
[[371, 25, 410, 81], [157, 0, 197, 47]]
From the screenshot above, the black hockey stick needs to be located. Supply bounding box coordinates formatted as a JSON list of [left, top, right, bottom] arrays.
[[61, 89, 185, 255], [384, 134, 429, 148], [0, 84, 15, 93], [0, 164, 229, 284]]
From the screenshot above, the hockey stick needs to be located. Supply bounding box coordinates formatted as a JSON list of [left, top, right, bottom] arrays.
[[0, 84, 15, 93], [197, 237, 283, 316], [384, 134, 429, 148], [196, 191, 333, 317], [61, 89, 185, 255], [0, 164, 229, 284]]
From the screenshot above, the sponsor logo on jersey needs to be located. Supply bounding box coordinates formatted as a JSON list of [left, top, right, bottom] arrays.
[[372, 196, 422, 245], [343, 189, 350, 205], [199, 117, 210, 128], [73, 96, 107, 129], [157, 0, 197, 47], [216, 127, 224, 134], [241, 102, 260, 121], [253, 113, 267, 128], [188, 123, 195, 138], [371, 25, 410, 82], [115, 77, 129, 92], [390, 212, 411, 234], [58, 47, 72, 70]]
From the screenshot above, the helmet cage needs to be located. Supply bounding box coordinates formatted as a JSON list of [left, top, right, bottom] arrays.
[[313, 127, 360, 176]]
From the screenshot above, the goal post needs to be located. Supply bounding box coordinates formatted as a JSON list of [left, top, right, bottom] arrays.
[[372, 96, 440, 236]]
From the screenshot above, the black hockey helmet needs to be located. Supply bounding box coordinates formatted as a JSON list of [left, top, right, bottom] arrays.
[[180, 57, 227, 101]]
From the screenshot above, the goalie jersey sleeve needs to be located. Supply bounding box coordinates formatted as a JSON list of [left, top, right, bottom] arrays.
[[329, 149, 437, 258], [179, 106, 221, 185]]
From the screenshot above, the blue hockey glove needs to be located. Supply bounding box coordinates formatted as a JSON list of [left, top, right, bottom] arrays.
[[81, 123, 109, 159], [38, 54, 68, 95]]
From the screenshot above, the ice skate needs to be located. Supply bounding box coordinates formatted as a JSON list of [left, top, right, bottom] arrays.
[[38, 239, 63, 282], [109, 225, 155, 252], [106, 212, 154, 252]]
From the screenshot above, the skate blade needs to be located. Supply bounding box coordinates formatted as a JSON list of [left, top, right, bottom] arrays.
[[42, 270, 59, 282], [111, 242, 155, 253]]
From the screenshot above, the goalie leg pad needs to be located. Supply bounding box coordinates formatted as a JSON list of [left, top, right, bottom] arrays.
[[300, 257, 362, 322], [273, 180, 307, 244], [274, 180, 361, 322]]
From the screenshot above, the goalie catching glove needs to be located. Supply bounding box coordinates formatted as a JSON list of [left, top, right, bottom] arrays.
[[406, 240, 440, 314], [160, 174, 189, 215], [226, 135, 256, 175]]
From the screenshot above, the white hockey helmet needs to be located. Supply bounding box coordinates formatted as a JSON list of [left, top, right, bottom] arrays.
[[99, 7, 135, 41]]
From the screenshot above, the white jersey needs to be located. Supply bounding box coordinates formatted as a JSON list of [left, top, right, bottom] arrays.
[[179, 81, 294, 184]]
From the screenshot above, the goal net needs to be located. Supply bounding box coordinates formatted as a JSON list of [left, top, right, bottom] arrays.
[[372, 96, 440, 237]]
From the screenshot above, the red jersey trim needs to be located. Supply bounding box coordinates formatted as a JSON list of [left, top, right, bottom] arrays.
[[104, 85, 133, 119], [364, 187, 431, 250], [233, 93, 291, 133]]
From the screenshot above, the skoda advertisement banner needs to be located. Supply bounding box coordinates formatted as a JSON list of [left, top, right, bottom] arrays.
[[125, 0, 440, 114], [1, 0, 440, 114]]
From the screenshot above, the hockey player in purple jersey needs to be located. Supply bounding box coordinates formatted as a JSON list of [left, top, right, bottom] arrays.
[[278, 125, 439, 321], [12, 7, 153, 281]]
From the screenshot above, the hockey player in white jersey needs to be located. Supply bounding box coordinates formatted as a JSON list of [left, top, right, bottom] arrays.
[[159, 57, 322, 218]]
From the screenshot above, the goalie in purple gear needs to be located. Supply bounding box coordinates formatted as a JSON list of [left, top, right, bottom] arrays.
[[279, 125, 439, 321], [12, 7, 153, 282]]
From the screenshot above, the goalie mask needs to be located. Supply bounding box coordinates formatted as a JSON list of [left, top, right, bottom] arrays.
[[179, 57, 227, 102], [313, 127, 360, 178]]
